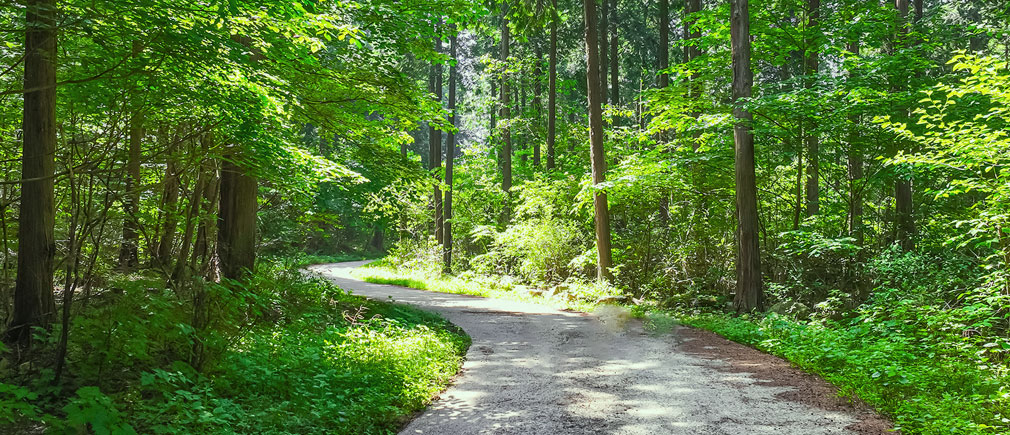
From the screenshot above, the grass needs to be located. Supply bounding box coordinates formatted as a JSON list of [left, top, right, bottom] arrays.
[[351, 260, 617, 312], [0, 261, 469, 435]]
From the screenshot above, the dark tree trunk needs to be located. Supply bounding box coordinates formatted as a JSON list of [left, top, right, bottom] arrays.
[[609, 0, 619, 106], [534, 47, 543, 167], [156, 129, 180, 269], [803, 0, 820, 217], [894, 0, 915, 251], [444, 32, 458, 273], [8, 0, 58, 344], [658, 0, 668, 89], [430, 32, 444, 244], [119, 41, 144, 269], [847, 40, 864, 248], [731, 0, 763, 313], [547, 0, 558, 170], [599, 0, 609, 104], [218, 157, 257, 280], [501, 10, 513, 223], [584, 0, 614, 281]]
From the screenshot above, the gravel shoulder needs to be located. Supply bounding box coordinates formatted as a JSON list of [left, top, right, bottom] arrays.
[[309, 261, 892, 435]]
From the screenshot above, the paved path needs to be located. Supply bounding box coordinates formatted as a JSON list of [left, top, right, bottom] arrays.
[[309, 262, 881, 435]]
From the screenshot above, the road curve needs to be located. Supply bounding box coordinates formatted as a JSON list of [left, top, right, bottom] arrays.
[[309, 262, 884, 435]]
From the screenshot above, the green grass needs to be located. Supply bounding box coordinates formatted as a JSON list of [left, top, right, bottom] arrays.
[[0, 262, 468, 435], [351, 261, 616, 312]]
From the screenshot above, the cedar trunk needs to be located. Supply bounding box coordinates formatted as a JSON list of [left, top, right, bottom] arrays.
[[430, 34, 444, 244], [609, 0, 619, 106], [444, 33, 458, 273], [218, 158, 257, 280], [9, 0, 58, 344], [584, 0, 614, 281], [730, 0, 763, 312], [501, 11, 513, 223], [547, 0, 558, 170], [803, 0, 820, 217]]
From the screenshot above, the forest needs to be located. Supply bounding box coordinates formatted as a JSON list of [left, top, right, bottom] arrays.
[[1, 0, 1010, 433]]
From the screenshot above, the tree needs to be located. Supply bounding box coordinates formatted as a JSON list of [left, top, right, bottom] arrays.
[[444, 31, 458, 273], [546, 0, 558, 170], [430, 32, 444, 243], [609, 0, 619, 106], [584, 0, 614, 281], [599, 0, 609, 103], [803, 0, 820, 217], [8, 0, 58, 344], [730, 0, 762, 312], [501, 8, 513, 223]]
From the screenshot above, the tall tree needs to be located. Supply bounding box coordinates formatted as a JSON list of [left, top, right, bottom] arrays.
[[119, 42, 144, 269], [894, 0, 914, 251], [501, 9, 513, 222], [847, 40, 864, 248], [584, 0, 614, 281], [430, 32, 444, 243], [658, 0, 669, 89], [803, 0, 820, 217], [609, 0, 619, 105], [599, 0, 609, 103], [444, 32, 457, 273], [546, 0, 558, 170], [8, 0, 58, 344], [730, 0, 762, 312]]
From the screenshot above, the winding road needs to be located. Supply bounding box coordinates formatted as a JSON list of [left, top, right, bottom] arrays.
[[309, 262, 890, 435]]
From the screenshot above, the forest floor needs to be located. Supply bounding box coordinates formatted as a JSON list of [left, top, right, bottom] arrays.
[[309, 261, 893, 434]]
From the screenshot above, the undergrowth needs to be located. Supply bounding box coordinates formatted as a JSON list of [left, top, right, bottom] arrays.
[[0, 260, 468, 434]]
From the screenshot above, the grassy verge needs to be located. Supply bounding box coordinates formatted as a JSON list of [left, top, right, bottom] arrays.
[[348, 261, 1010, 434], [1, 261, 468, 434], [351, 260, 618, 312]]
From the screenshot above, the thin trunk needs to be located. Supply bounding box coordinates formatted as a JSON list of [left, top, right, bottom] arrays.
[[585, 0, 614, 281], [8, 0, 58, 344], [430, 32, 444, 244], [156, 129, 180, 270], [847, 40, 864, 247], [119, 40, 144, 269], [599, 0, 609, 104], [444, 32, 458, 273], [894, 0, 914, 251], [803, 0, 820, 217], [547, 0, 558, 170], [501, 10, 513, 223], [658, 0, 668, 89], [534, 47, 543, 167], [609, 0, 619, 106], [731, 0, 763, 313]]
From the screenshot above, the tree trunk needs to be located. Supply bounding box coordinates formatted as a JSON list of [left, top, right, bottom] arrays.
[[119, 41, 144, 269], [156, 129, 180, 269], [501, 10, 513, 223], [218, 157, 257, 281], [731, 0, 763, 313], [847, 40, 864, 248], [894, 0, 915, 251], [584, 0, 614, 281], [609, 0, 619, 106], [430, 32, 444, 244], [658, 0, 668, 89], [803, 0, 820, 217], [444, 32, 458, 273], [534, 47, 543, 167], [599, 0, 609, 104], [547, 0, 558, 170], [8, 0, 58, 345]]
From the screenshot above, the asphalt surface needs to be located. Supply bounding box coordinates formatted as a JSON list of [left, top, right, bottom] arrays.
[[309, 261, 865, 435]]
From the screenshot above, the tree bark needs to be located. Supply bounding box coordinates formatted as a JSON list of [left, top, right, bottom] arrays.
[[731, 0, 763, 313], [609, 0, 619, 106], [803, 0, 820, 217], [547, 0, 558, 170], [444, 32, 457, 273], [218, 157, 257, 281], [119, 40, 144, 269], [584, 0, 614, 281], [501, 10, 513, 223], [8, 0, 58, 344], [534, 47, 543, 167], [599, 0, 609, 104], [658, 0, 669, 89], [430, 32, 444, 244], [847, 41, 864, 248], [894, 0, 915, 251], [156, 128, 180, 269]]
